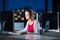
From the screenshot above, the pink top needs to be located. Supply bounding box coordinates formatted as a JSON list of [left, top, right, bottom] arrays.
[[28, 22, 34, 32]]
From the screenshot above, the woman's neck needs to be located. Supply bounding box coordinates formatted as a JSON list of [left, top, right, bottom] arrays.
[[29, 19, 34, 22], [28, 19, 34, 25]]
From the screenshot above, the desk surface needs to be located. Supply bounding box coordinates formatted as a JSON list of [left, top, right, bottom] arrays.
[[0, 34, 59, 40], [0, 31, 60, 40]]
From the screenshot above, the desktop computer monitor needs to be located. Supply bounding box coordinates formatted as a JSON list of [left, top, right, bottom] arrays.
[[13, 10, 25, 31], [1, 11, 13, 32], [41, 13, 58, 30]]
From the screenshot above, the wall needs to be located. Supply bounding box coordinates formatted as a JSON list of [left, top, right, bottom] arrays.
[[0, 0, 52, 11], [5, 0, 45, 11], [48, 0, 52, 10], [0, 0, 3, 11]]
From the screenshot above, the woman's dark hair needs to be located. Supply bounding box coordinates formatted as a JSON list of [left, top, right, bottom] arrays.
[[25, 9, 32, 16]]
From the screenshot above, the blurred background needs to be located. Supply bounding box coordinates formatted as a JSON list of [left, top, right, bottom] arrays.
[[0, 0, 60, 40], [0, 0, 60, 38]]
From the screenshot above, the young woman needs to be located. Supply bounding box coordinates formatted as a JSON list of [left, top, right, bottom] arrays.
[[19, 9, 42, 34]]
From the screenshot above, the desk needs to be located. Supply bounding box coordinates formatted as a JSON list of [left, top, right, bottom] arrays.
[[0, 33, 59, 40]]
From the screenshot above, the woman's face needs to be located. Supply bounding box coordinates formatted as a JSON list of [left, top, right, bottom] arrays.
[[25, 11, 30, 20]]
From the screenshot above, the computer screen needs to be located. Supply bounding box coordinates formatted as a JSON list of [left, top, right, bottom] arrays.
[[13, 9, 25, 31], [42, 13, 57, 29], [14, 22, 24, 31], [1, 11, 13, 32]]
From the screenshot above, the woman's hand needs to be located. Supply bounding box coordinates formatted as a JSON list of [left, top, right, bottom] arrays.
[[20, 32, 27, 35]]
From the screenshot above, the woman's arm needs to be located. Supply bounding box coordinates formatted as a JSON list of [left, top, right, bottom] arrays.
[[17, 21, 29, 34], [34, 20, 42, 34]]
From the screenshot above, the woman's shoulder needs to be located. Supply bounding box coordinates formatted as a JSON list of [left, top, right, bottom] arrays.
[[34, 19, 40, 24], [35, 20, 39, 22]]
